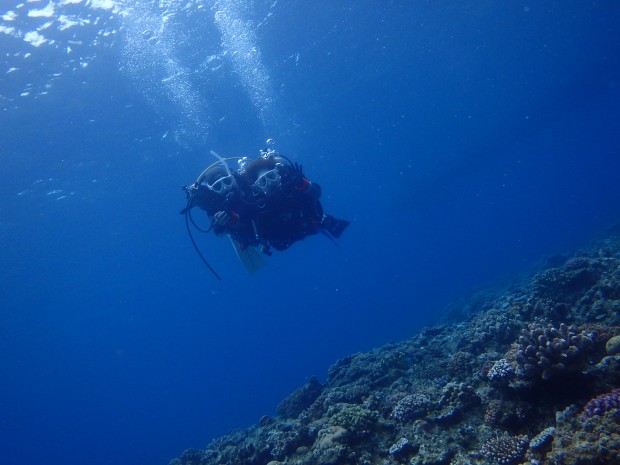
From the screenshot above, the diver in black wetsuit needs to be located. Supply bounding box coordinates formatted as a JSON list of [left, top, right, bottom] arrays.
[[187, 165, 257, 248], [181, 152, 259, 279], [240, 151, 349, 252]]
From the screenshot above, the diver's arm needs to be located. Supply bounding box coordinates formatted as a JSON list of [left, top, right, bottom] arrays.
[[300, 180, 321, 198], [282, 163, 321, 198], [213, 211, 231, 226], [212, 210, 241, 235]]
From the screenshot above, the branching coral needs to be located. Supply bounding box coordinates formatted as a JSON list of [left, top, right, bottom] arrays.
[[511, 321, 595, 381]]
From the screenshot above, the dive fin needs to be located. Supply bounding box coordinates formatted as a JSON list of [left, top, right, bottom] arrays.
[[229, 237, 265, 273], [321, 215, 350, 238]]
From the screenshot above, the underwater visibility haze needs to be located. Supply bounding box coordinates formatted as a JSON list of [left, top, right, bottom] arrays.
[[1, 1, 620, 465]]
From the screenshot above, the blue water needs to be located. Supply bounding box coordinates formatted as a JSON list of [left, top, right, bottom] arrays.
[[1, 1, 620, 464]]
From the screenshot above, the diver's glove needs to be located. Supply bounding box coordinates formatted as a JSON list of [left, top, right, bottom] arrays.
[[293, 162, 304, 177], [213, 211, 230, 226], [287, 162, 303, 185], [291, 162, 311, 192], [213, 210, 239, 227]]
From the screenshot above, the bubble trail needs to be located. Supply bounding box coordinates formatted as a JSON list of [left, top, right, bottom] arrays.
[[213, 0, 275, 127], [119, 0, 212, 145]]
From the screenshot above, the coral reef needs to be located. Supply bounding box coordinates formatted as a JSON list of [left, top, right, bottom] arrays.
[[169, 228, 620, 465], [525, 426, 556, 463], [547, 403, 620, 465], [509, 321, 596, 382], [390, 393, 431, 423], [487, 359, 514, 384], [479, 434, 529, 465], [277, 376, 324, 419], [582, 388, 620, 419]]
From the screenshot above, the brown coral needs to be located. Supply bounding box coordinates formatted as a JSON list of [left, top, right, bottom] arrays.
[[510, 321, 595, 381], [479, 434, 529, 465], [549, 407, 620, 465]]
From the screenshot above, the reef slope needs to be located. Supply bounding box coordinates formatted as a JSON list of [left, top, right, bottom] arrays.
[[170, 228, 620, 465]]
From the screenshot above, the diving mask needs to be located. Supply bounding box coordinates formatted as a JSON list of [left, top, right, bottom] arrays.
[[206, 175, 235, 195], [254, 168, 281, 193]]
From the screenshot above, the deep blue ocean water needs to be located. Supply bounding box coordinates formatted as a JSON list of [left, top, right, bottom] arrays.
[[1, 1, 619, 464]]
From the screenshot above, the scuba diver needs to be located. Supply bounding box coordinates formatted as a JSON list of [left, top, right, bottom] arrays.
[[182, 149, 350, 279], [240, 150, 349, 252], [185, 164, 256, 247]]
